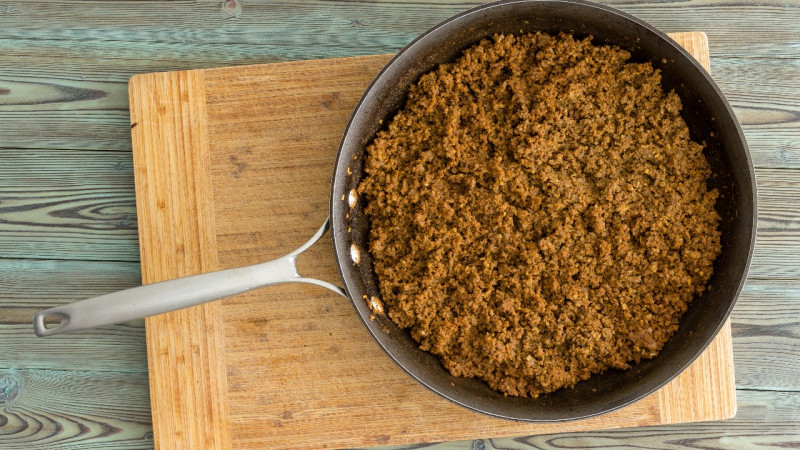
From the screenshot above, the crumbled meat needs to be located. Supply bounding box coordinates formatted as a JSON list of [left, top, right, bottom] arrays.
[[359, 32, 721, 398]]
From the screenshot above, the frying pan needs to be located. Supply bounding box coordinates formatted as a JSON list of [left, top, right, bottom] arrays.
[[34, 0, 756, 422]]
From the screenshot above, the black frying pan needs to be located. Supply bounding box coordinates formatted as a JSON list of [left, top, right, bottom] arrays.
[[36, 0, 756, 422], [331, 0, 755, 421]]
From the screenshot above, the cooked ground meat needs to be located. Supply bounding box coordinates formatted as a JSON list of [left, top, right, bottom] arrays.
[[359, 32, 721, 398]]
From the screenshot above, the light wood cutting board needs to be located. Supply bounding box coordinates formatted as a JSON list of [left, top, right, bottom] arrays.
[[129, 31, 734, 449]]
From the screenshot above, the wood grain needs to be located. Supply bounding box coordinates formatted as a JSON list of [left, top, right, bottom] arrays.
[[130, 32, 740, 449], [0, 1, 797, 57], [658, 322, 735, 423], [0, 149, 139, 262], [0, 258, 146, 373], [0, 368, 152, 449], [730, 279, 800, 391], [0, 259, 140, 310], [749, 168, 800, 279], [713, 57, 800, 169], [129, 71, 232, 450]]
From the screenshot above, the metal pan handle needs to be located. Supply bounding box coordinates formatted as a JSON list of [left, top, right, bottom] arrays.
[[33, 219, 345, 337]]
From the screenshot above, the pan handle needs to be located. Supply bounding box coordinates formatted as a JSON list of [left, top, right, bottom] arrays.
[[33, 219, 346, 337]]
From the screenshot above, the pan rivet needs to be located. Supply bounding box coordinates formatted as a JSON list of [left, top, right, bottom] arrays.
[[348, 189, 358, 208], [350, 244, 361, 264]]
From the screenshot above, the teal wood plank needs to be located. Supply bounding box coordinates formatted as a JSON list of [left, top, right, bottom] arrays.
[[0, 1, 796, 57], [0, 10, 796, 81], [0, 149, 139, 262], [0, 72, 130, 152], [0, 323, 145, 372], [731, 280, 800, 392], [0, 258, 146, 373], [712, 57, 800, 169], [750, 168, 800, 279], [0, 259, 140, 309], [0, 368, 152, 449]]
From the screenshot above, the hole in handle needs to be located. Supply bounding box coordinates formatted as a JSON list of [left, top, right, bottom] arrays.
[[33, 311, 70, 337], [44, 314, 67, 329]]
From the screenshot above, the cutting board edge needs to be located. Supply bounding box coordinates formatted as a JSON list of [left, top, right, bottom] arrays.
[[129, 53, 397, 85]]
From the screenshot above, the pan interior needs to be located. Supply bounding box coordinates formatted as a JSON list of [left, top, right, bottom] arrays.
[[331, 0, 755, 422]]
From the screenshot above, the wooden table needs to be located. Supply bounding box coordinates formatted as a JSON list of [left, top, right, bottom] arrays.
[[0, 1, 798, 448]]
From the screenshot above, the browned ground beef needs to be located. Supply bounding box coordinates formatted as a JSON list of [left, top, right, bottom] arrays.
[[359, 32, 721, 397]]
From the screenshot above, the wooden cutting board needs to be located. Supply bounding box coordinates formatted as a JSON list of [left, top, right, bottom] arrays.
[[129, 31, 734, 450]]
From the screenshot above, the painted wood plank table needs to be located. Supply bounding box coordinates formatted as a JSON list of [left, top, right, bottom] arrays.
[[1, 1, 798, 448]]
